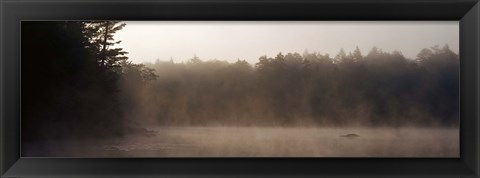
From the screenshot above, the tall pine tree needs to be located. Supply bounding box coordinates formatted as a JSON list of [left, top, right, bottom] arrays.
[[83, 21, 128, 72]]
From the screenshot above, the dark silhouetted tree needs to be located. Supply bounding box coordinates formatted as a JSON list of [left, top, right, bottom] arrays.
[[84, 21, 128, 72]]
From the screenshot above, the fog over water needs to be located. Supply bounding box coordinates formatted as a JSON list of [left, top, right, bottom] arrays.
[[24, 127, 458, 157]]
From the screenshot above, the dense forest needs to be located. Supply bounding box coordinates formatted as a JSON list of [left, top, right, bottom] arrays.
[[135, 46, 459, 127], [22, 21, 155, 141], [22, 21, 459, 143]]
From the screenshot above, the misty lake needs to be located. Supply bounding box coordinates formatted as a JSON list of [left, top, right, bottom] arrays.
[[25, 127, 458, 157]]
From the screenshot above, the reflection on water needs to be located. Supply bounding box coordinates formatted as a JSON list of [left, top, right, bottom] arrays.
[[23, 127, 459, 157]]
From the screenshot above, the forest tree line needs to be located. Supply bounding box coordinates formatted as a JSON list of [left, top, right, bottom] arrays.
[[22, 21, 155, 141], [131, 45, 459, 127]]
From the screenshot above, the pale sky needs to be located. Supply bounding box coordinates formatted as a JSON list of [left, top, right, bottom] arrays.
[[114, 21, 459, 64]]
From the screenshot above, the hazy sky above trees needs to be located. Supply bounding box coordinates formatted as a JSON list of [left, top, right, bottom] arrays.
[[115, 21, 458, 64]]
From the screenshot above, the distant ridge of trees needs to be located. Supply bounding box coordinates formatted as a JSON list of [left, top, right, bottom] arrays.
[[136, 45, 459, 127]]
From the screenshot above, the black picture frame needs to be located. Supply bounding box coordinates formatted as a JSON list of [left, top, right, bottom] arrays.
[[1, 0, 479, 177]]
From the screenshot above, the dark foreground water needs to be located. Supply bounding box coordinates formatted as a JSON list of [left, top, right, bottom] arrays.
[[23, 127, 459, 157]]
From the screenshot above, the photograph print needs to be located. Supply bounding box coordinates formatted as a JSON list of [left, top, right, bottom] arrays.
[[21, 21, 459, 157]]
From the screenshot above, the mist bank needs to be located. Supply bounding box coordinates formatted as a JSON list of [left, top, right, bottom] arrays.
[[23, 126, 459, 157], [123, 46, 459, 128]]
